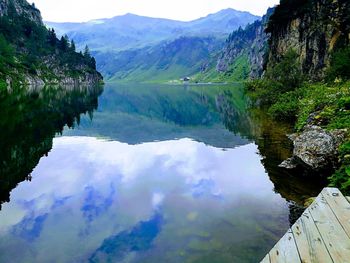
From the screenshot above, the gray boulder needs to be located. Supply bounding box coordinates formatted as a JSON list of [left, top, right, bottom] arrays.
[[279, 125, 347, 171]]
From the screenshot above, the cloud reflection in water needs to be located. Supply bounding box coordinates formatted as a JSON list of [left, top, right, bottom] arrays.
[[0, 136, 288, 263]]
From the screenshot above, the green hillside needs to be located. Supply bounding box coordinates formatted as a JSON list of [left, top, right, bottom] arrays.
[[0, 0, 102, 87], [95, 37, 223, 83]]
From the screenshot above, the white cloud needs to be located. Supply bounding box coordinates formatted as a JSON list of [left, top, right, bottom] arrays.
[[32, 0, 280, 22]]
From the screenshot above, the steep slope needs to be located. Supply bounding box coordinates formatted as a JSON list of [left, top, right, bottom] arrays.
[[217, 8, 274, 79], [96, 37, 222, 82], [266, 0, 350, 80], [0, 0, 102, 87], [244, 0, 350, 194], [46, 9, 259, 52], [192, 8, 273, 82]]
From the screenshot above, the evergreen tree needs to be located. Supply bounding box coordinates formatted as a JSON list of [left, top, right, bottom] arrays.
[[83, 45, 91, 58], [59, 36, 68, 51], [70, 39, 76, 52], [47, 28, 57, 46]]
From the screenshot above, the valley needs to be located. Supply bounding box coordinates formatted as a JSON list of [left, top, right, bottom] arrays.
[[46, 9, 259, 83], [0, 0, 349, 262]]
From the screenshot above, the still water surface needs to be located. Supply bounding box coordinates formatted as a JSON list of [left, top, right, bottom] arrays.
[[0, 83, 323, 262]]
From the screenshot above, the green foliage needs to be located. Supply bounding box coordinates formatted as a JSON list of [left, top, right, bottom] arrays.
[[249, 78, 350, 194], [224, 53, 250, 81], [326, 46, 350, 82], [245, 49, 304, 120], [329, 141, 350, 195], [0, 34, 15, 73], [192, 52, 250, 83], [0, 3, 99, 82], [296, 82, 350, 130], [265, 49, 303, 92], [245, 78, 283, 105], [268, 89, 303, 121]]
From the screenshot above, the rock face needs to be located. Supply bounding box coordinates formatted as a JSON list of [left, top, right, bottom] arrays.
[[280, 126, 347, 172], [266, 0, 350, 80], [0, 0, 102, 87], [216, 8, 274, 79], [0, 0, 42, 24]]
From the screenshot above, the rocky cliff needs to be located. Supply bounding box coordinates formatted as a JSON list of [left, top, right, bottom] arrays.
[[215, 8, 273, 79], [0, 0, 42, 24], [0, 0, 102, 87], [266, 0, 350, 80]]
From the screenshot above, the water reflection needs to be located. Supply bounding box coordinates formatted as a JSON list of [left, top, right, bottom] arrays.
[[63, 83, 249, 148], [0, 83, 325, 262], [0, 84, 103, 208], [0, 137, 289, 262]]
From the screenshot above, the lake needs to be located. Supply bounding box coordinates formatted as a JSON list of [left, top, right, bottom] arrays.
[[0, 83, 325, 262]]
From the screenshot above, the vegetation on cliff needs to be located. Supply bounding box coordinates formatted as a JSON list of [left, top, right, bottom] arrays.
[[246, 0, 350, 194], [192, 8, 273, 83], [0, 0, 101, 86]]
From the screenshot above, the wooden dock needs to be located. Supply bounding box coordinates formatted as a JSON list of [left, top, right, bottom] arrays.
[[260, 188, 350, 263]]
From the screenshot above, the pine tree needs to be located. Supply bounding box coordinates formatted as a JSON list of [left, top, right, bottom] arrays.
[[70, 39, 76, 52], [59, 36, 68, 51], [83, 45, 91, 58], [47, 28, 57, 46]]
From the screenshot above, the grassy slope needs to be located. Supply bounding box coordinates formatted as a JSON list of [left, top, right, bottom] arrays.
[[190, 52, 250, 83], [96, 37, 223, 83]]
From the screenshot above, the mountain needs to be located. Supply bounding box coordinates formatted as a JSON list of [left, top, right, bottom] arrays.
[[95, 36, 223, 82], [46, 9, 259, 53], [45, 9, 258, 83], [192, 8, 274, 82], [266, 0, 350, 80], [0, 0, 102, 87]]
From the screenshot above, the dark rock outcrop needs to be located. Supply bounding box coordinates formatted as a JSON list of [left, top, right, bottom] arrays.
[[266, 0, 350, 80]]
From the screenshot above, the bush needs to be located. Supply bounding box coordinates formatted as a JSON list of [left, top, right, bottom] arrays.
[[265, 49, 304, 92], [326, 46, 350, 82], [329, 141, 350, 195], [268, 89, 303, 120], [296, 82, 350, 130]]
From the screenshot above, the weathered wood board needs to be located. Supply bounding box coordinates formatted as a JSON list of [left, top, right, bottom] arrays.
[[260, 188, 350, 263]]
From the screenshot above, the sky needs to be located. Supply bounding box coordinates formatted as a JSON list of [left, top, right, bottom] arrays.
[[32, 0, 280, 23]]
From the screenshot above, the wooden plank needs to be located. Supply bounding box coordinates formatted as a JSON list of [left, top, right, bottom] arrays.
[[269, 229, 301, 263], [292, 210, 333, 263], [260, 254, 270, 263], [309, 194, 350, 262], [322, 188, 350, 238]]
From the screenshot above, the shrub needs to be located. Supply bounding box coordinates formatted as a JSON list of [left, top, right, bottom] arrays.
[[265, 49, 304, 92], [268, 89, 303, 120], [326, 46, 350, 82], [329, 141, 350, 195]]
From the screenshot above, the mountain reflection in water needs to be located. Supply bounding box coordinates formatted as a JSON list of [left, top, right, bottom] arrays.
[[0, 83, 325, 263]]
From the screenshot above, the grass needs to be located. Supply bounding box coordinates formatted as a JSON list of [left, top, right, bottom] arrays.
[[191, 52, 250, 83], [296, 82, 350, 131]]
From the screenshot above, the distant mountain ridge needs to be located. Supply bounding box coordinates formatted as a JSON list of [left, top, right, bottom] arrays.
[[46, 8, 259, 82], [46, 9, 259, 52]]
